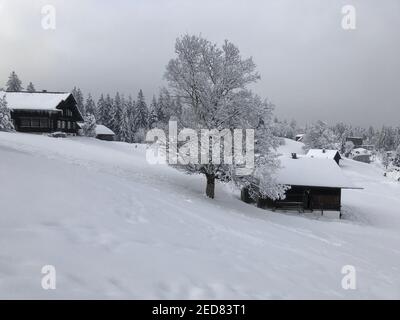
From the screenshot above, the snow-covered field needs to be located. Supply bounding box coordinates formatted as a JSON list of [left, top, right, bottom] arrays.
[[0, 132, 399, 299]]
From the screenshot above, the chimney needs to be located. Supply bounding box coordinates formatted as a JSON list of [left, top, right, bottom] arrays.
[[291, 153, 297, 159]]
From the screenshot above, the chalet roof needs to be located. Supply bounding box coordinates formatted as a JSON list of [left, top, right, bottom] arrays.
[[95, 125, 115, 136], [274, 156, 360, 189], [306, 149, 341, 160], [1, 91, 71, 111]]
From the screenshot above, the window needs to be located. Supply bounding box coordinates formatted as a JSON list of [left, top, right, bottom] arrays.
[[21, 119, 30, 127], [62, 121, 66, 129], [67, 121, 71, 130], [31, 119, 40, 127], [40, 119, 48, 128], [57, 120, 61, 129]]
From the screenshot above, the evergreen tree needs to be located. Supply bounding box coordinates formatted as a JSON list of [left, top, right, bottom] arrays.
[[133, 89, 149, 134], [96, 94, 108, 126], [26, 82, 36, 92], [6, 71, 23, 91], [85, 93, 97, 116], [104, 94, 114, 129], [148, 95, 159, 128], [0, 95, 15, 132], [110, 92, 123, 139], [125, 95, 136, 136], [119, 105, 132, 143], [72, 87, 85, 116]]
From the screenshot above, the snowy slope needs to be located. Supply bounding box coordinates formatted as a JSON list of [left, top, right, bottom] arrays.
[[0, 132, 400, 299]]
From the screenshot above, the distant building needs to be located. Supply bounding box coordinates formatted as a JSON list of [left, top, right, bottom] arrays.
[[346, 137, 363, 148], [2, 91, 83, 134], [241, 155, 361, 217], [295, 134, 304, 142], [306, 149, 342, 165], [350, 148, 372, 164], [95, 125, 115, 141]]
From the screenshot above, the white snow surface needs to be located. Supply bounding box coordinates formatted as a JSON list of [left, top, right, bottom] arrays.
[[1, 91, 70, 111], [0, 133, 400, 299]]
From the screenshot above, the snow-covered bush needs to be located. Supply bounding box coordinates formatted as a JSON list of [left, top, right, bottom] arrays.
[[81, 113, 97, 137], [344, 141, 355, 157], [393, 145, 400, 167], [0, 95, 15, 132]]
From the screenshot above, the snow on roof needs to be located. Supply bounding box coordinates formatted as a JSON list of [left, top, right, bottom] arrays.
[[306, 149, 340, 160], [95, 125, 115, 136], [1, 91, 71, 111], [274, 156, 360, 189]]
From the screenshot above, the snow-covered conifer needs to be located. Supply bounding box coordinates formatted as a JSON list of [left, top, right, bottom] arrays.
[[72, 87, 85, 116], [26, 82, 36, 93], [0, 95, 15, 132], [85, 94, 97, 116], [6, 71, 23, 91]]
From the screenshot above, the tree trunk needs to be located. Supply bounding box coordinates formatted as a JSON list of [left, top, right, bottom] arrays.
[[205, 174, 215, 199]]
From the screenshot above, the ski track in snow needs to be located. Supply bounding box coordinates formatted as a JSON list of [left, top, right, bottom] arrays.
[[0, 133, 400, 299]]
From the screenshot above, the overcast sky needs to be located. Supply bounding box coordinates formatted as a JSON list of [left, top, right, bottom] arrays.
[[0, 0, 399, 127]]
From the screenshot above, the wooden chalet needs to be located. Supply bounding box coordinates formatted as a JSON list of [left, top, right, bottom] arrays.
[[241, 154, 361, 217], [346, 137, 363, 148], [2, 91, 84, 134]]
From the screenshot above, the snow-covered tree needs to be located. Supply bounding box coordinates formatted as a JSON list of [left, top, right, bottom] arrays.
[[109, 92, 123, 139], [0, 95, 15, 132], [81, 113, 97, 137], [382, 152, 391, 169], [303, 120, 338, 151], [148, 95, 159, 128], [344, 141, 355, 157], [393, 145, 400, 167], [164, 34, 286, 199], [133, 89, 149, 137], [96, 94, 108, 126], [72, 87, 85, 116], [6, 71, 23, 91], [26, 82, 36, 92], [156, 89, 171, 125], [377, 126, 396, 151], [125, 95, 136, 136], [119, 105, 132, 143], [85, 94, 97, 116]]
